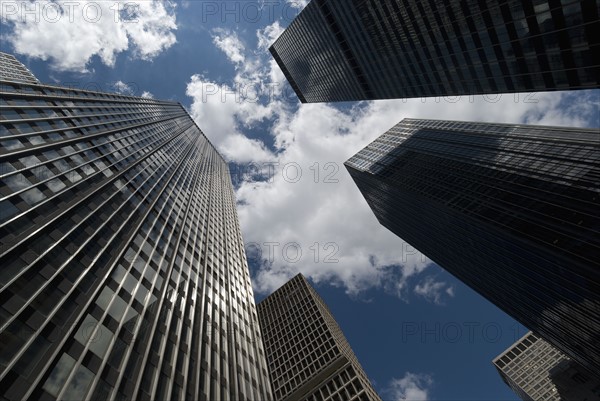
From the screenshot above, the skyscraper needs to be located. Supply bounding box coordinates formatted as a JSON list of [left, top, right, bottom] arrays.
[[257, 274, 382, 401], [0, 54, 273, 400], [494, 332, 600, 401], [270, 0, 600, 103], [0, 52, 39, 84], [345, 118, 600, 375]]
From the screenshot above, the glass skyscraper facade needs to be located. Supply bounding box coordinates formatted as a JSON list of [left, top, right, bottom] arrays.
[[257, 274, 382, 401], [345, 118, 600, 376], [494, 332, 600, 400], [271, 0, 600, 102], [0, 55, 272, 400]]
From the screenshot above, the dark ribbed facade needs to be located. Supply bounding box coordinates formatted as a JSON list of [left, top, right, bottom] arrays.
[[493, 332, 600, 401], [0, 56, 272, 400], [271, 0, 600, 102], [257, 274, 382, 401], [345, 118, 600, 376]]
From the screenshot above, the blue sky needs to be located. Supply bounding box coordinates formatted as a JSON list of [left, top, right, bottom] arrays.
[[2, 1, 599, 399]]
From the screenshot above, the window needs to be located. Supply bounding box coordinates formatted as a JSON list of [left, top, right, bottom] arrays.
[[42, 353, 76, 397], [46, 178, 66, 193], [1, 138, 25, 150], [0, 199, 20, 223], [74, 314, 114, 359], [4, 173, 45, 205], [96, 287, 137, 322], [61, 362, 94, 400]]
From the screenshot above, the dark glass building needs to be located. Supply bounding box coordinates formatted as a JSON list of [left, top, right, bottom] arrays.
[[270, 0, 600, 102], [494, 332, 600, 400], [257, 274, 382, 401], [0, 55, 273, 400], [345, 118, 600, 376]]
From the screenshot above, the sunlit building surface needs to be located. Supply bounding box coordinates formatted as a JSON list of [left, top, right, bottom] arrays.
[[345, 118, 600, 376], [257, 274, 382, 401], [0, 55, 272, 401], [0, 52, 39, 84], [271, 0, 600, 102], [494, 332, 600, 400]]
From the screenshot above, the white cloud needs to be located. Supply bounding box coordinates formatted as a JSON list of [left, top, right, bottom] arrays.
[[185, 23, 298, 165], [238, 100, 435, 296], [188, 21, 598, 302], [211, 28, 246, 66], [257, 20, 284, 50], [141, 91, 154, 99], [413, 276, 455, 305], [285, 0, 309, 9], [387, 372, 433, 401], [186, 74, 277, 164], [1, 0, 177, 72], [112, 80, 133, 95]]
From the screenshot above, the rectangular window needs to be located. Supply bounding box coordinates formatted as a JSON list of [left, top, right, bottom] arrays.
[[74, 314, 114, 359], [42, 353, 76, 397]]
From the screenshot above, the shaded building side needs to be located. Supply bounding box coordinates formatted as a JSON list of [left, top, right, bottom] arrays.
[[345, 118, 600, 375], [271, 0, 600, 102]]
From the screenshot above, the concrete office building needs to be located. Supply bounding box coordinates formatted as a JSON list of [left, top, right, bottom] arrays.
[[257, 274, 382, 401], [494, 332, 600, 400], [270, 0, 600, 102], [0, 54, 272, 400], [345, 118, 600, 376]]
